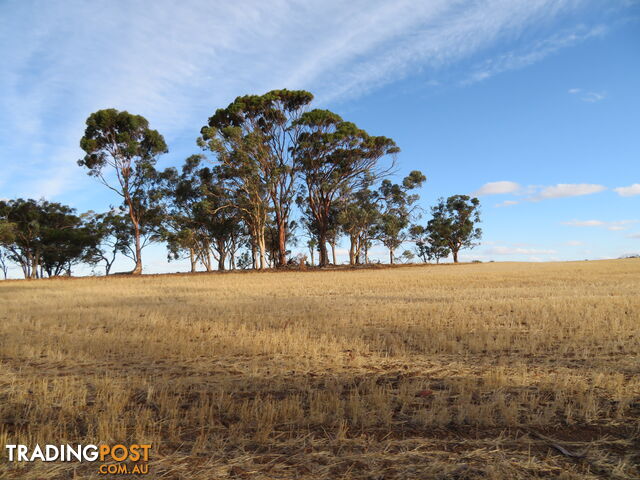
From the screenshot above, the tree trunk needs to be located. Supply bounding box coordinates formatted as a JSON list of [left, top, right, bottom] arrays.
[[313, 199, 331, 267], [215, 238, 227, 271], [318, 234, 329, 267], [309, 246, 315, 266], [189, 248, 197, 273], [251, 241, 257, 269], [389, 249, 394, 265], [355, 236, 363, 265], [30, 255, 38, 279], [20, 261, 28, 279], [331, 241, 336, 265], [200, 249, 212, 271], [453, 250, 458, 263], [124, 192, 143, 275], [276, 214, 287, 267], [131, 220, 143, 275], [257, 232, 267, 270], [349, 235, 357, 265], [229, 237, 237, 270], [23, 254, 31, 279]]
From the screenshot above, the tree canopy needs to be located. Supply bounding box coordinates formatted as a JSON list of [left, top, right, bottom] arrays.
[[0, 199, 99, 278], [79, 109, 167, 274], [426, 195, 481, 263], [293, 109, 399, 266], [0, 89, 483, 279]]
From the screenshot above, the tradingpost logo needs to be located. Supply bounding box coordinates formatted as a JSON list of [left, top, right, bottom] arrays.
[[4, 443, 151, 475]]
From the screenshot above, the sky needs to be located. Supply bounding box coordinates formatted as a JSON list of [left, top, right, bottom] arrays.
[[0, 0, 639, 274]]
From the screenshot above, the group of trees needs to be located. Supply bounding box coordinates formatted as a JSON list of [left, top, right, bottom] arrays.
[[0, 89, 482, 279]]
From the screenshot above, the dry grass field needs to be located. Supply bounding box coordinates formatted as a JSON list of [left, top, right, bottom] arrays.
[[0, 260, 639, 479]]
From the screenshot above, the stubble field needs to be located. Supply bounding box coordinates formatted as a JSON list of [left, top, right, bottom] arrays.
[[0, 260, 639, 479]]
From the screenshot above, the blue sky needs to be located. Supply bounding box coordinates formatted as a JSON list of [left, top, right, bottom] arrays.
[[1, 0, 639, 273]]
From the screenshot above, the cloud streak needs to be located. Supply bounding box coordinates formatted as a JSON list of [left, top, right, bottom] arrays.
[[472, 181, 521, 196], [568, 88, 607, 102], [474, 181, 607, 205], [0, 0, 614, 202], [533, 183, 606, 200], [614, 184, 640, 197], [485, 246, 557, 255], [562, 219, 638, 231]]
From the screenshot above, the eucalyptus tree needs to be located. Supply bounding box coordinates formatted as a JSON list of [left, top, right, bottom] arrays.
[[199, 89, 313, 268], [199, 110, 269, 269], [294, 110, 399, 266], [0, 199, 97, 278], [84, 211, 131, 275], [82, 209, 163, 275], [79, 109, 167, 274], [337, 182, 379, 265], [297, 192, 342, 265], [427, 195, 481, 263], [158, 155, 242, 271], [0, 198, 37, 277], [0, 217, 17, 278], [375, 170, 426, 264], [162, 221, 202, 272], [295, 196, 320, 266], [409, 224, 451, 263], [38, 205, 99, 277], [206, 193, 242, 271], [158, 155, 210, 271]]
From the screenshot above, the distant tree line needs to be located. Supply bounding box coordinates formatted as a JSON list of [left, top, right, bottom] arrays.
[[0, 90, 481, 279]]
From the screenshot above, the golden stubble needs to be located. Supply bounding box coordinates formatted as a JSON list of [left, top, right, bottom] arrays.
[[0, 260, 638, 479]]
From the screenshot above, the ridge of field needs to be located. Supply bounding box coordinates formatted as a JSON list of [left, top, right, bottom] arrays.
[[1, 260, 639, 479]]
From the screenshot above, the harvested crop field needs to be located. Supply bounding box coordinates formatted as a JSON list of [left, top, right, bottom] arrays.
[[1, 260, 639, 479]]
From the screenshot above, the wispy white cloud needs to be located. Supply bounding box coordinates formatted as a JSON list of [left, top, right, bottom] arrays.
[[562, 219, 638, 231], [583, 92, 607, 102], [565, 240, 584, 246], [564, 220, 605, 227], [495, 200, 520, 207], [472, 181, 521, 196], [463, 24, 607, 86], [485, 246, 557, 255], [626, 233, 640, 239], [533, 183, 606, 200], [476, 181, 606, 206], [568, 88, 607, 102], [0, 0, 614, 201], [614, 183, 640, 197]]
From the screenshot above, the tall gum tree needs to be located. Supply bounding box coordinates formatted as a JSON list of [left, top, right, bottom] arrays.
[[294, 109, 399, 266], [199, 90, 313, 268], [198, 123, 270, 269], [0, 199, 98, 278], [158, 155, 243, 272], [375, 170, 426, 264], [427, 195, 481, 263], [79, 109, 167, 275], [336, 179, 379, 266]]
